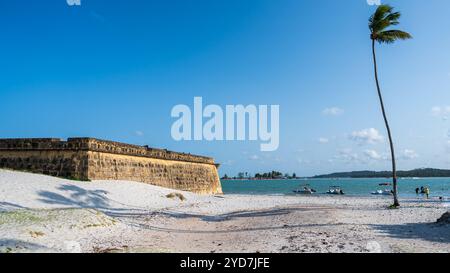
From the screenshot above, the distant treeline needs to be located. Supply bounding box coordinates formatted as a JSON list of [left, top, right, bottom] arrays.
[[222, 171, 297, 180], [313, 168, 450, 178]]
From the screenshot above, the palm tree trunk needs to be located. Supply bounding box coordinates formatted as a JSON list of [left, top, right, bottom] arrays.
[[371, 39, 400, 207]]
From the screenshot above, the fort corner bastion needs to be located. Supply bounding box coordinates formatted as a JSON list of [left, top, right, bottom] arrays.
[[0, 138, 223, 195]]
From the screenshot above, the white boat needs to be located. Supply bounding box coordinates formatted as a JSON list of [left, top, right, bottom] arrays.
[[293, 184, 316, 195], [371, 189, 393, 195], [327, 186, 344, 195]]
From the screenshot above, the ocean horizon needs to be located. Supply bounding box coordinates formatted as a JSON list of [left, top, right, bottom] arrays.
[[221, 177, 450, 198]]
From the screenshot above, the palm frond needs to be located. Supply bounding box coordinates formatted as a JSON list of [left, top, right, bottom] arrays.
[[369, 5, 412, 44], [385, 12, 401, 23], [373, 5, 393, 23], [376, 30, 412, 44], [369, 5, 393, 29]]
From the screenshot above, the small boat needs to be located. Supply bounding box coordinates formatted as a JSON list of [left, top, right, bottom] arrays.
[[371, 189, 393, 196], [379, 182, 391, 186], [293, 184, 316, 195], [327, 186, 344, 195]]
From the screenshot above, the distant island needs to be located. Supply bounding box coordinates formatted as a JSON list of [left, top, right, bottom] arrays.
[[221, 171, 298, 180], [312, 168, 450, 178], [222, 168, 450, 181]]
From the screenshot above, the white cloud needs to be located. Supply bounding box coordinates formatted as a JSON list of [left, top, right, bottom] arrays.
[[334, 148, 391, 164], [367, 0, 381, 6], [135, 130, 144, 137], [322, 107, 344, 116], [362, 148, 418, 161], [262, 153, 282, 162], [222, 160, 235, 166], [333, 149, 359, 163], [400, 149, 418, 160], [350, 128, 384, 145], [318, 137, 329, 144], [431, 106, 442, 116], [431, 106, 450, 120], [297, 158, 312, 165], [248, 155, 259, 161], [364, 149, 382, 160]]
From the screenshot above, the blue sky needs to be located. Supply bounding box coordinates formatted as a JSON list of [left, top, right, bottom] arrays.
[[1, 0, 450, 177]]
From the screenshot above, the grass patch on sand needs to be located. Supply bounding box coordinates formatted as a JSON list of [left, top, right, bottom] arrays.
[[0, 208, 116, 230], [83, 217, 117, 229], [166, 192, 187, 201], [0, 210, 47, 225]]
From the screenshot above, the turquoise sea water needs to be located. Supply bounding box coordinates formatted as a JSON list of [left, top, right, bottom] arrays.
[[221, 178, 450, 198]]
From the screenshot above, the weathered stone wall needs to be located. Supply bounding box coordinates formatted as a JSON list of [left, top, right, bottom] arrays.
[[0, 138, 222, 194], [0, 150, 89, 180], [87, 152, 222, 194]]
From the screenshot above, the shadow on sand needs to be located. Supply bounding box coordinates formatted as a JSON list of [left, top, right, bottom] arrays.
[[151, 207, 310, 222], [371, 222, 450, 244], [118, 207, 340, 234], [35, 185, 341, 233], [0, 239, 48, 252], [37, 185, 109, 209], [0, 202, 28, 212]]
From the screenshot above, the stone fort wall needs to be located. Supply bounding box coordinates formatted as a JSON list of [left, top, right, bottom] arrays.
[[0, 138, 222, 194]]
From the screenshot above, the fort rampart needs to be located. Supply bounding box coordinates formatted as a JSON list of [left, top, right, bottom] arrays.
[[0, 138, 222, 194]]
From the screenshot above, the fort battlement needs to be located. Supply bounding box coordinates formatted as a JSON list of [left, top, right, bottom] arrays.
[[0, 138, 222, 194]]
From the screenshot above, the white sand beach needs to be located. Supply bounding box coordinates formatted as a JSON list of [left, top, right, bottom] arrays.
[[0, 169, 448, 253]]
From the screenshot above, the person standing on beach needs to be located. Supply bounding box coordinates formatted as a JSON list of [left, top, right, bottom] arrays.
[[425, 187, 430, 199], [415, 188, 419, 195]]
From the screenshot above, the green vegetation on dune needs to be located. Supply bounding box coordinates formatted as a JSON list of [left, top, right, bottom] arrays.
[[0, 210, 47, 225]]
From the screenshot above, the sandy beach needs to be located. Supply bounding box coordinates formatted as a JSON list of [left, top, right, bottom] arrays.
[[0, 169, 448, 253]]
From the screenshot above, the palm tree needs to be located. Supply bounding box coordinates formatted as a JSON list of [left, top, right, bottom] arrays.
[[369, 5, 412, 207]]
